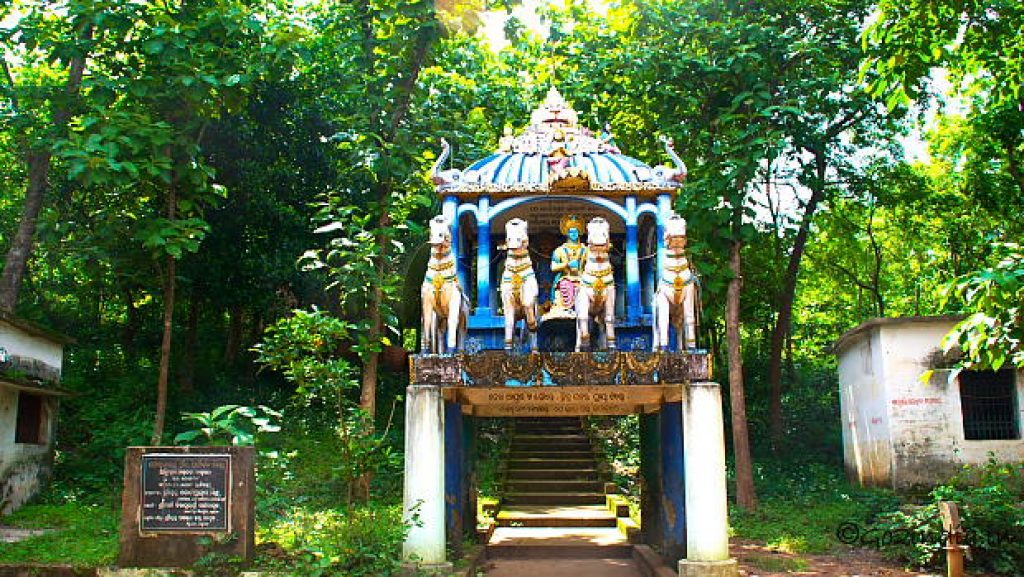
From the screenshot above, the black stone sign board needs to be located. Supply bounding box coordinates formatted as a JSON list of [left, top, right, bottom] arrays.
[[140, 453, 230, 532], [119, 446, 255, 568]]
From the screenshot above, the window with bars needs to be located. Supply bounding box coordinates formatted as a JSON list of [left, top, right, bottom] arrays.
[[960, 370, 1020, 441]]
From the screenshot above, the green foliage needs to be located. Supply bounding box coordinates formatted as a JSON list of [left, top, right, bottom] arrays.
[[942, 243, 1024, 372], [174, 404, 282, 446], [255, 307, 359, 403], [255, 309, 404, 503], [876, 459, 1024, 575], [257, 503, 409, 577], [590, 415, 640, 496], [863, 0, 1024, 110], [0, 503, 118, 566]]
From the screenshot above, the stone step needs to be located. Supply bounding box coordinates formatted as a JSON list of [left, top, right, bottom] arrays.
[[486, 527, 632, 559], [512, 446, 593, 457], [513, 433, 589, 441], [512, 428, 585, 434], [507, 458, 597, 470], [505, 479, 605, 493], [506, 468, 599, 480], [503, 492, 607, 505], [497, 505, 617, 528], [514, 418, 581, 424], [508, 451, 597, 460]]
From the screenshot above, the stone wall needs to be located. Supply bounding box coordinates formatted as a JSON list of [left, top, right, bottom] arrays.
[[0, 385, 57, 514]]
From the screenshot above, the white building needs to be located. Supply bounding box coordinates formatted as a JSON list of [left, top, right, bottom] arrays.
[[0, 312, 70, 514], [836, 316, 1024, 490]]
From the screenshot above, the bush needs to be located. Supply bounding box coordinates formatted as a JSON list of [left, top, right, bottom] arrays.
[[876, 458, 1024, 575], [257, 503, 409, 576]]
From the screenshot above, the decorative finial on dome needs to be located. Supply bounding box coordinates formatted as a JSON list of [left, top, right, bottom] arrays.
[[530, 86, 578, 128]]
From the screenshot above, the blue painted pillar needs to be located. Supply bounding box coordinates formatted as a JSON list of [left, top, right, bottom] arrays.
[[660, 401, 686, 563], [445, 401, 465, 556], [462, 415, 477, 543], [443, 197, 469, 293], [625, 196, 642, 323], [639, 412, 663, 547], [476, 197, 491, 315], [656, 194, 672, 283]]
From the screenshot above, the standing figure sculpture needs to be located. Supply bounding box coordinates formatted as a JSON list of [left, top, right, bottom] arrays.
[[652, 214, 700, 351], [499, 218, 539, 352], [576, 217, 616, 351], [421, 216, 469, 354], [548, 215, 588, 318]]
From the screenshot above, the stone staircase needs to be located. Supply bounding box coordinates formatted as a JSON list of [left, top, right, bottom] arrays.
[[487, 417, 632, 561]]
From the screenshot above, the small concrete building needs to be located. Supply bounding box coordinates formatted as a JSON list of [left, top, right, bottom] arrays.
[[836, 316, 1024, 490], [0, 312, 70, 514]]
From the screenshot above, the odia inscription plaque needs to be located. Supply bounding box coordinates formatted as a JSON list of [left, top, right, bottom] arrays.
[[140, 454, 230, 532]]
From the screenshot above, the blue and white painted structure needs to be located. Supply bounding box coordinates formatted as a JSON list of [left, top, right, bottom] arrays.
[[431, 87, 687, 351]]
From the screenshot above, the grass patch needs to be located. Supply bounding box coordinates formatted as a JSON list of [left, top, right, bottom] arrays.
[[731, 498, 866, 554], [730, 459, 902, 555], [0, 502, 119, 566]]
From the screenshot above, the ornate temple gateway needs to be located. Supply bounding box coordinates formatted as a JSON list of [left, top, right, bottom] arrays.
[[404, 89, 737, 577]]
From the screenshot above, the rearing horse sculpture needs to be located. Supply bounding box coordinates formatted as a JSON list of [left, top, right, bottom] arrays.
[[421, 216, 469, 354], [499, 218, 538, 352], [576, 217, 616, 351], [652, 214, 701, 351]]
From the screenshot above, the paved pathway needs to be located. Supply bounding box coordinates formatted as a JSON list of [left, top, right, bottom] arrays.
[[485, 558, 644, 577]]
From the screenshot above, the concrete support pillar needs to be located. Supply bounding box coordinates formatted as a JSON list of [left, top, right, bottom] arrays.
[[445, 402, 464, 557], [403, 385, 447, 566], [660, 402, 686, 563], [680, 382, 737, 577]]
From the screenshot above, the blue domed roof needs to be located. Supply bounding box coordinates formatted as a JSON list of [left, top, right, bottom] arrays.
[[464, 151, 653, 186], [431, 87, 686, 195]]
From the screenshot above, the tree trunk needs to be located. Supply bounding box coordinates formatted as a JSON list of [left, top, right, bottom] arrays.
[[0, 27, 91, 313], [0, 151, 51, 312], [360, 212, 392, 422], [768, 155, 827, 451], [152, 163, 178, 445], [152, 255, 175, 445], [727, 237, 757, 510]]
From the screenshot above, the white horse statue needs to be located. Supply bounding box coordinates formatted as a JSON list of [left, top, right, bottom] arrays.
[[576, 217, 616, 351], [421, 216, 469, 354], [499, 218, 538, 352], [652, 214, 700, 351]]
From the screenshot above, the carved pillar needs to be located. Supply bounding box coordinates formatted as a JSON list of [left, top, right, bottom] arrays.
[[476, 196, 491, 315], [403, 385, 446, 565]]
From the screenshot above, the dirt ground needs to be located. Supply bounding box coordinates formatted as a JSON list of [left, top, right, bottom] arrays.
[[733, 539, 946, 577]]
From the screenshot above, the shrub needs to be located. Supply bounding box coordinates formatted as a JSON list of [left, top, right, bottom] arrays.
[[876, 458, 1024, 575]]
